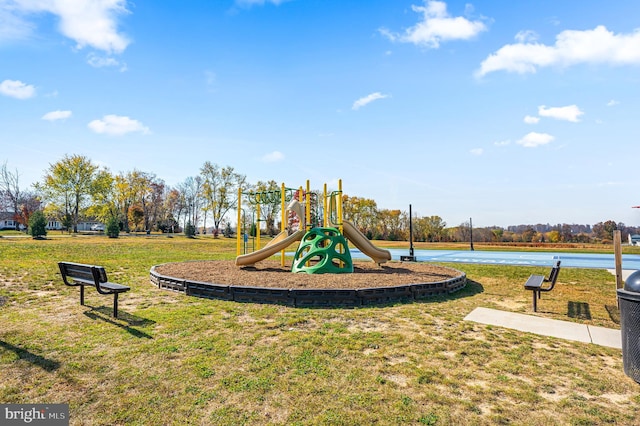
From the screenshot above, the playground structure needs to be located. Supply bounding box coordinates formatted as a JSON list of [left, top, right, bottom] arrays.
[[152, 179, 466, 305], [235, 180, 391, 272]]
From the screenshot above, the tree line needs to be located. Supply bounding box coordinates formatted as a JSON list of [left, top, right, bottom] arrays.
[[1, 155, 246, 235], [1, 156, 637, 243], [341, 196, 639, 244]]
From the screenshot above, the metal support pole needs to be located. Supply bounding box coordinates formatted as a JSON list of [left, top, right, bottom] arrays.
[[470, 217, 474, 251], [281, 182, 286, 267], [401, 204, 417, 262], [256, 202, 261, 250], [409, 204, 414, 258], [306, 180, 311, 231], [323, 183, 328, 227], [236, 187, 242, 256]]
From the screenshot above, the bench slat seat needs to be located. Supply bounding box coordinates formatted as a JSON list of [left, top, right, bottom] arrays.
[[524, 274, 545, 289], [59, 261, 130, 318], [98, 282, 130, 293], [523, 260, 561, 312]]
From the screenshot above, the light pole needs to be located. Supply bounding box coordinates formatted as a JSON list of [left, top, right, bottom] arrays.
[[470, 217, 474, 251]]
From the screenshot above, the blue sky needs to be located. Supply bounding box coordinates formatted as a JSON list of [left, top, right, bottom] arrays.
[[2, 0, 640, 228]]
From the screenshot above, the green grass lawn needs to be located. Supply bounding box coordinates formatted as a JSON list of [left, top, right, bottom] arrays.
[[1, 235, 639, 425]]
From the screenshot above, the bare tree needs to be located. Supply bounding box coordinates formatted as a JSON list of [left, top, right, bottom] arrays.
[[146, 179, 166, 231], [253, 180, 281, 236], [456, 221, 471, 243], [163, 187, 183, 233], [0, 162, 23, 230], [200, 162, 246, 235], [177, 176, 203, 230], [16, 190, 41, 230]]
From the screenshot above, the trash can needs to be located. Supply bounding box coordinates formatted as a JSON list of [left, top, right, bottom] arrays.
[[618, 270, 640, 383]]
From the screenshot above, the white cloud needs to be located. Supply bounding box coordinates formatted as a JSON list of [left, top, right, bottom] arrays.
[[538, 105, 583, 122], [0, 4, 34, 41], [0, 79, 35, 99], [477, 25, 640, 77], [516, 132, 555, 148], [607, 99, 620, 107], [352, 92, 390, 110], [515, 30, 538, 43], [88, 114, 150, 136], [494, 140, 511, 146], [87, 53, 127, 71], [42, 110, 72, 121], [470, 148, 483, 156], [379, 0, 486, 48], [547, 16, 561, 27], [261, 151, 285, 163], [2, 0, 130, 54], [524, 115, 540, 124]]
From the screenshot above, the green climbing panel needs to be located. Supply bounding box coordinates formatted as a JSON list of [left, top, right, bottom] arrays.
[[292, 227, 353, 274]]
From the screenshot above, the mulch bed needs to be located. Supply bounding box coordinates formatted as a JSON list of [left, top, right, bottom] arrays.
[[153, 260, 463, 290]]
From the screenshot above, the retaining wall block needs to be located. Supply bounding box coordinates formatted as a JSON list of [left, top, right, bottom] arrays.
[[357, 285, 414, 305], [230, 286, 294, 306], [291, 289, 360, 308], [188, 281, 232, 300]]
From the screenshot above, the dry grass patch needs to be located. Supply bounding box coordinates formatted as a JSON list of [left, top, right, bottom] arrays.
[[1, 237, 639, 425]]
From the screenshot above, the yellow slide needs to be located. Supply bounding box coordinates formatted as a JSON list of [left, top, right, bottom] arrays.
[[335, 219, 392, 265], [234, 229, 305, 267]]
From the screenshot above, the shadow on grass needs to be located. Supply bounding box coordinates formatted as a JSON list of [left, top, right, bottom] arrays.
[[568, 301, 592, 320], [418, 279, 485, 302], [83, 306, 154, 339], [0, 340, 60, 371], [452, 279, 484, 299], [605, 304, 620, 325], [384, 279, 485, 309]]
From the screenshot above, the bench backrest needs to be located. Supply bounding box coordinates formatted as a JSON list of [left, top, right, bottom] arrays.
[[548, 260, 561, 284], [59, 262, 108, 287]]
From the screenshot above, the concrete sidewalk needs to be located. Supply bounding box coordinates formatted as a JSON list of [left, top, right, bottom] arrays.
[[607, 269, 636, 282], [464, 307, 621, 350]]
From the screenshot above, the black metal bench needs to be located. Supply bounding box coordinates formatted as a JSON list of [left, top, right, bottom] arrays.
[[524, 260, 561, 312], [58, 262, 130, 318]]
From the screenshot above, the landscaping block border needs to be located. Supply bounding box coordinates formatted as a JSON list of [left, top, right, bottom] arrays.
[[150, 264, 466, 307]]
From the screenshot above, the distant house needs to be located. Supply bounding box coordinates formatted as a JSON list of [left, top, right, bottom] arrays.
[[46, 219, 63, 231], [78, 220, 102, 231], [1, 211, 100, 232], [45, 220, 103, 231], [0, 211, 23, 230], [2, 211, 65, 231], [629, 234, 640, 246]]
